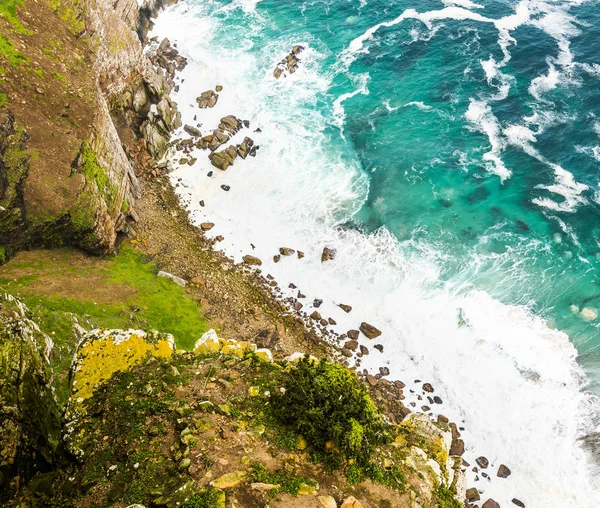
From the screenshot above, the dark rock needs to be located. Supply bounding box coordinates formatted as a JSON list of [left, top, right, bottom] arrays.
[[482, 499, 500, 508], [242, 255, 262, 266], [497, 464, 511, 478], [293, 301, 303, 311], [437, 414, 449, 424], [237, 137, 254, 159], [360, 322, 382, 339], [345, 340, 359, 351], [379, 366, 390, 376], [297, 251, 304, 259], [328, 317, 336, 325], [338, 303, 352, 313], [433, 396, 442, 404], [279, 247, 295, 256], [313, 299, 323, 308], [310, 311, 322, 320], [422, 383, 434, 393], [449, 438, 465, 456], [184, 125, 201, 137], [221, 185, 230, 191], [466, 488, 480, 502], [512, 499, 525, 507], [321, 247, 336, 262], [476, 456, 489, 469], [373, 344, 384, 352], [273, 254, 281, 263], [347, 330, 360, 340], [359, 345, 369, 355]]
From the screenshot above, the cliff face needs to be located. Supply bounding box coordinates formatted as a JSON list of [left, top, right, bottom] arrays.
[[0, 0, 179, 263]]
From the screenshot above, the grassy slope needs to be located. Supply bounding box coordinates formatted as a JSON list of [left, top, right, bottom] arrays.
[[0, 244, 208, 400]]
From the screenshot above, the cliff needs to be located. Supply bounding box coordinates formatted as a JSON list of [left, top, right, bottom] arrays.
[[0, 0, 179, 263]]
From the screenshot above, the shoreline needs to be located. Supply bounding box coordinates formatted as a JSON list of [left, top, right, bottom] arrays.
[[145, 1, 600, 506]]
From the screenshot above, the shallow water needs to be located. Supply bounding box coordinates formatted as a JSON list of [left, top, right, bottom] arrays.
[[151, 0, 600, 505]]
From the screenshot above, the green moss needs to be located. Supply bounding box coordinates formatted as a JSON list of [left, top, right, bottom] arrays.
[[0, 0, 31, 34], [0, 92, 6, 107], [47, 0, 84, 34], [0, 247, 5, 264], [435, 485, 463, 508], [182, 488, 225, 508], [0, 33, 28, 67], [270, 357, 390, 465]]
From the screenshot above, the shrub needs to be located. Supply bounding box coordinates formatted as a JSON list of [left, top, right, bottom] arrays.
[[271, 356, 390, 464]]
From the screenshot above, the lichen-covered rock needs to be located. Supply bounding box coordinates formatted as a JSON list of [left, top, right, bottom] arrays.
[[64, 328, 175, 458], [0, 293, 61, 495]]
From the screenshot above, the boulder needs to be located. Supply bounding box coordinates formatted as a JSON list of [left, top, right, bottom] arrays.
[[243, 255, 262, 266], [338, 303, 352, 313], [321, 247, 336, 262], [183, 124, 201, 137], [360, 322, 382, 339], [279, 247, 295, 256], [347, 330, 359, 340], [466, 488, 480, 502], [210, 470, 246, 489], [341, 496, 363, 508], [318, 495, 337, 508], [200, 222, 214, 231], [237, 137, 254, 159], [482, 500, 500, 508], [476, 456, 489, 469], [209, 146, 237, 170], [310, 311, 322, 320], [158, 271, 187, 287], [449, 438, 464, 456], [219, 115, 241, 135], [196, 90, 219, 109], [497, 464, 511, 478], [512, 499, 525, 507], [215, 85, 223, 92]]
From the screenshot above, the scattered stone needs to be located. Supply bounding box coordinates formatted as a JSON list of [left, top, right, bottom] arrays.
[[421, 405, 431, 412], [449, 438, 465, 456], [298, 483, 318, 496], [210, 145, 238, 170], [237, 137, 254, 159], [190, 276, 206, 285], [243, 255, 262, 266], [184, 125, 201, 137], [345, 340, 358, 351], [347, 330, 360, 340], [422, 383, 434, 393], [359, 322, 381, 339], [373, 344, 384, 352], [466, 488, 480, 502], [279, 247, 295, 256], [359, 345, 369, 355], [313, 299, 323, 308], [297, 251, 305, 259], [215, 85, 223, 92], [294, 301, 303, 311], [210, 470, 246, 489], [318, 495, 337, 508], [366, 374, 378, 386], [221, 185, 230, 191], [273, 254, 281, 263], [341, 496, 363, 508], [321, 247, 336, 262], [310, 311, 322, 320], [476, 456, 489, 469], [197, 90, 219, 109], [433, 396, 442, 404], [338, 303, 352, 313], [200, 222, 214, 231], [437, 414, 449, 423], [157, 271, 186, 287], [379, 366, 390, 376], [482, 500, 500, 508], [329, 317, 337, 325], [497, 464, 511, 478], [512, 499, 525, 507], [251, 482, 280, 492]]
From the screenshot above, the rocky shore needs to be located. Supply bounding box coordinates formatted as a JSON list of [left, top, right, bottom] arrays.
[[0, 0, 514, 506]]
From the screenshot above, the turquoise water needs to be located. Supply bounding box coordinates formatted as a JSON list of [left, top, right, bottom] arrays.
[[254, 0, 600, 389], [153, 0, 600, 503]]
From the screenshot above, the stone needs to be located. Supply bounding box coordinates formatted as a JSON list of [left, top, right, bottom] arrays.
[[216, 85, 223, 92], [347, 330, 360, 340], [255, 348, 273, 362], [221, 185, 230, 191], [449, 438, 464, 456], [482, 500, 500, 508], [318, 495, 337, 508], [433, 396, 443, 404], [237, 137, 254, 159], [379, 366, 390, 376], [194, 329, 221, 354], [359, 345, 369, 355], [366, 374, 378, 386], [476, 456, 489, 469], [184, 125, 201, 137], [374, 344, 384, 352], [210, 146, 237, 170], [273, 254, 281, 263], [279, 247, 295, 256], [512, 499, 525, 507], [313, 299, 323, 308], [345, 340, 359, 351], [466, 488, 480, 502], [298, 483, 318, 495], [297, 251, 305, 258], [243, 255, 262, 266], [158, 271, 186, 287], [338, 303, 352, 313], [190, 276, 206, 285], [310, 311, 322, 320], [321, 247, 336, 262], [274, 67, 282, 79], [497, 464, 511, 478], [422, 383, 434, 393], [210, 470, 246, 489], [251, 482, 280, 492], [437, 414, 449, 424], [580, 307, 598, 321], [200, 222, 214, 231], [360, 322, 382, 339], [341, 496, 363, 508]]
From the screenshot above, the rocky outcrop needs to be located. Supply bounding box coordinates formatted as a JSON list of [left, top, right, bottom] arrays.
[[0, 293, 61, 497], [273, 45, 305, 79]]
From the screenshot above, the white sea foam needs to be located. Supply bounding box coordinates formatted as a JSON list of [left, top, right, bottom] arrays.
[[465, 99, 511, 180], [151, 1, 600, 506], [442, 0, 484, 9]]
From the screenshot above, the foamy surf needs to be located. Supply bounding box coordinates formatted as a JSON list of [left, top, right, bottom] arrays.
[[150, 0, 600, 505]]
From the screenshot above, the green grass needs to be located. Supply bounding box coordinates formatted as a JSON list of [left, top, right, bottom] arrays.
[[0, 0, 31, 34], [0, 33, 28, 67], [248, 463, 317, 497], [0, 246, 208, 401]]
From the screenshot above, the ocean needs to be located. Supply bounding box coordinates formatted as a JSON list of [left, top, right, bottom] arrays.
[[150, 0, 600, 505]]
